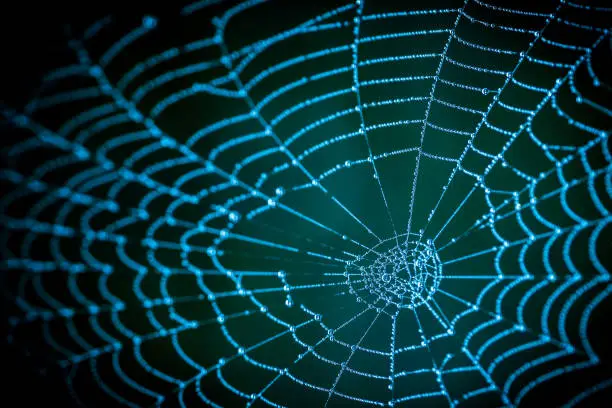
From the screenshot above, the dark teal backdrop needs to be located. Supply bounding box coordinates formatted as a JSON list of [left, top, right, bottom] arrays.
[[1, 0, 611, 407]]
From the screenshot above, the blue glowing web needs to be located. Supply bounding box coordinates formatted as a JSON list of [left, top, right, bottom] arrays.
[[1, 0, 611, 406]]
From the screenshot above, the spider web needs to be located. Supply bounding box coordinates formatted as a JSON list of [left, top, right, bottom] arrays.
[[1, 0, 612, 406]]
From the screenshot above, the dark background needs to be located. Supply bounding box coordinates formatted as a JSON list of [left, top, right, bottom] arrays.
[[1, 0, 611, 406]]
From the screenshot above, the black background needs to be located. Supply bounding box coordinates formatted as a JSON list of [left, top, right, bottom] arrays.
[[1, 0, 611, 406]]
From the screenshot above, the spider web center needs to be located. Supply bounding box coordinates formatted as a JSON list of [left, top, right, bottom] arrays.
[[346, 238, 442, 310]]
